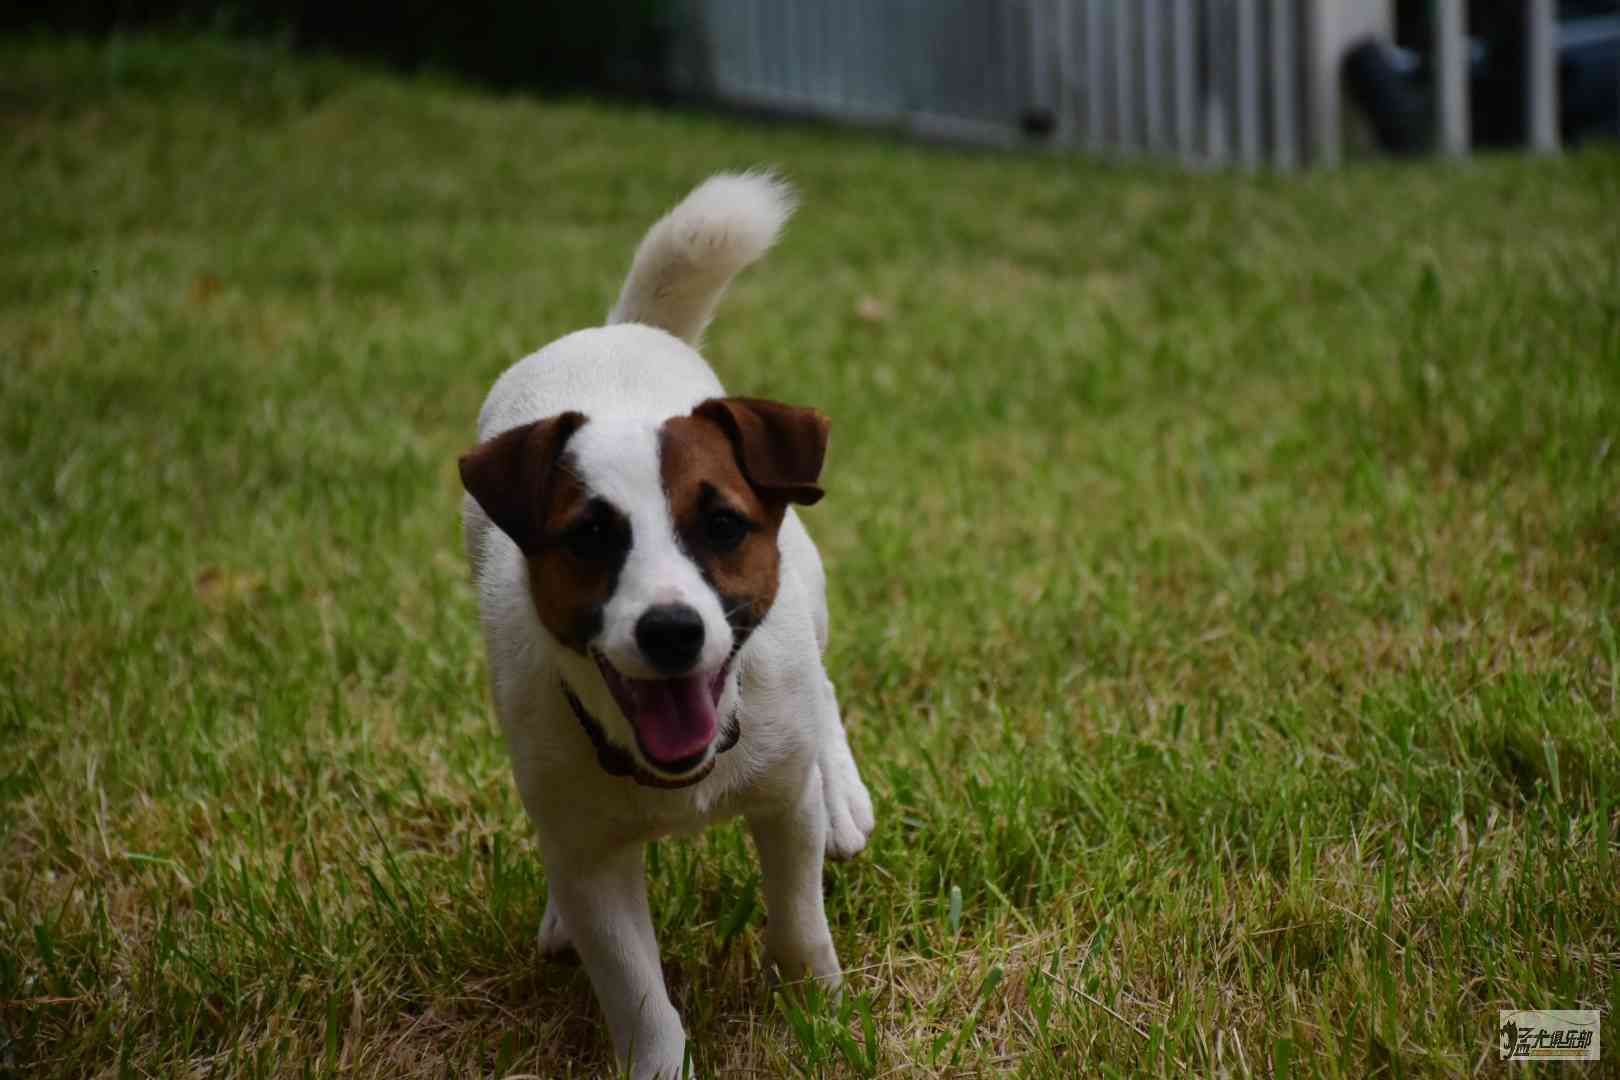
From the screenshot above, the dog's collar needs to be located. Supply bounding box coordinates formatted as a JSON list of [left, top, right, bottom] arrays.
[[561, 679, 741, 789]]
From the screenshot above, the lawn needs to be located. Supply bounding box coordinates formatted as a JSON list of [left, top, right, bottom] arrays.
[[2, 34, 1618, 1079]]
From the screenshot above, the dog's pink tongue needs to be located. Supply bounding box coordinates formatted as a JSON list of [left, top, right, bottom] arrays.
[[632, 675, 717, 766]]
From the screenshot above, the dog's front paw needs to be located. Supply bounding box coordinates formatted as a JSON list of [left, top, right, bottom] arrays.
[[624, 1043, 689, 1080], [764, 935, 843, 996], [537, 901, 577, 960], [820, 745, 875, 861]]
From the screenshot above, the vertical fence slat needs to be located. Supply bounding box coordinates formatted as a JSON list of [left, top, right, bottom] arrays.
[[1029, 0, 1052, 132], [1085, 0, 1106, 149], [1268, 0, 1297, 169], [799, 3, 815, 104], [806, 2, 821, 106], [1114, 0, 1137, 148], [981, 0, 994, 124], [1143, 0, 1165, 151], [886, 0, 903, 112], [787, 4, 805, 104], [1172, 0, 1196, 159], [741, 0, 758, 97], [914, 0, 929, 113], [758, 0, 773, 102], [778, 1, 794, 104], [886, 0, 900, 112], [758, 0, 776, 102], [1433, 0, 1470, 156], [809, 3, 824, 105], [1527, 0, 1559, 153], [1303, 0, 1337, 167], [1235, 0, 1260, 167], [903, 0, 920, 112], [846, 0, 863, 110], [1204, 0, 1230, 164], [827, 0, 842, 108], [831, 3, 846, 108], [807, 2, 822, 105], [710, 0, 730, 96], [1000, 0, 1016, 126], [1056, 0, 1078, 143], [853, 0, 872, 110], [692, 0, 1528, 170]]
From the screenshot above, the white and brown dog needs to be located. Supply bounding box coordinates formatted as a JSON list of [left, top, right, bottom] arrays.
[[459, 173, 875, 1078]]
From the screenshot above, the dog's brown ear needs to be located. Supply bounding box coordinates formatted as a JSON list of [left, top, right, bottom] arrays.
[[458, 412, 587, 553], [693, 397, 828, 506]]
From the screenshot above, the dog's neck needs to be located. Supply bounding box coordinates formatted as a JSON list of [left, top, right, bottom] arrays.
[[561, 679, 740, 789]]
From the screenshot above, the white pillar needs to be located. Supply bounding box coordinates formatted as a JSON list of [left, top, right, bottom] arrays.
[[1303, 0, 1393, 167], [1056, 0, 1079, 143], [1526, 0, 1559, 153], [1433, 0, 1470, 156], [1144, 0, 1165, 151], [1269, 0, 1298, 169], [1085, 0, 1106, 149], [1114, 0, 1137, 148], [1029, 0, 1056, 132], [1172, 0, 1196, 159], [1236, 0, 1261, 168]]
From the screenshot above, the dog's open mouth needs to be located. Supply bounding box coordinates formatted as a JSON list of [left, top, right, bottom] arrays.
[[593, 651, 730, 774]]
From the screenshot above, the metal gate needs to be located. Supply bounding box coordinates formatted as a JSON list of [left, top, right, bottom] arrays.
[[669, 1, 1567, 168]]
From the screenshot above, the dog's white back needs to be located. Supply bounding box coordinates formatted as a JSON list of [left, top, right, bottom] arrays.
[[459, 173, 873, 1078]]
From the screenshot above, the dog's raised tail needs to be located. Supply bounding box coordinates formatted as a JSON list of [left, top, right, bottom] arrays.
[[607, 171, 795, 346]]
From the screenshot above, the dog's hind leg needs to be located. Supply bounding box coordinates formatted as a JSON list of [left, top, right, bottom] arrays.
[[816, 675, 875, 861]]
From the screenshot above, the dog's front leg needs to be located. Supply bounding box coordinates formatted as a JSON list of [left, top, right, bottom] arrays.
[[747, 771, 842, 990], [543, 842, 686, 1079], [816, 675, 875, 861]]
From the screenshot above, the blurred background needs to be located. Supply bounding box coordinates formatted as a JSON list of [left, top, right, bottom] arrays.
[[6, 0, 1617, 167]]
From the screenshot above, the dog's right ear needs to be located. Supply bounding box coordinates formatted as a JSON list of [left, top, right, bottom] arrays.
[[458, 412, 587, 554]]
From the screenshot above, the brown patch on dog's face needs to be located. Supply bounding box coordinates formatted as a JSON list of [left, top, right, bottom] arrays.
[[662, 399, 830, 641], [524, 461, 632, 653], [660, 415, 785, 639], [459, 413, 631, 654]]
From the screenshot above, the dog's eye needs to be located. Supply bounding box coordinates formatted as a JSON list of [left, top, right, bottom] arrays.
[[563, 517, 626, 562], [701, 509, 754, 553]]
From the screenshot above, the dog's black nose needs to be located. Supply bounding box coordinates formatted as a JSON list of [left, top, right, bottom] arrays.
[[636, 604, 705, 673]]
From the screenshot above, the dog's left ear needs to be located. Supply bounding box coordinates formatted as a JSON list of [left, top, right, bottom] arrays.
[[693, 397, 829, 506]]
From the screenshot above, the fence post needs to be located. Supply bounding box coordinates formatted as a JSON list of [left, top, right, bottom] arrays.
[[1205, 0, 1231, 164], [1029, 0, 1055, 133], [1432, 0, 1470, 156], [1172, 0, 1197, 160], [1115, 1, 1137, 149], [1526, 0, 1559, 153], [1303, 0, 1393, 167], [1144, 0, 1166, 151], [1235, 0, 1261, 167], [1085, 0, 1106, 150], [1269, 0, 1298, 169], [1055, 0, 1078, 143]]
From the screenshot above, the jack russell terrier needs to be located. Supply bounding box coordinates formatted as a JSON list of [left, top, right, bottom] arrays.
[[458, 172, 875, 1078]]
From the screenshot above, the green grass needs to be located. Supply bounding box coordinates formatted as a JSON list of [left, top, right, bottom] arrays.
[[3, 32, 1619, 1079]]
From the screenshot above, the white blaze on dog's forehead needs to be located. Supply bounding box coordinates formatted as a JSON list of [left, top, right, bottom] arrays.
[[566, 416, 665, 508], [568, 416, 734, 677]]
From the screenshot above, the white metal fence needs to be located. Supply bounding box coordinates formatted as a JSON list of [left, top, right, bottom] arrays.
[[669, 1, 1568, 168]]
